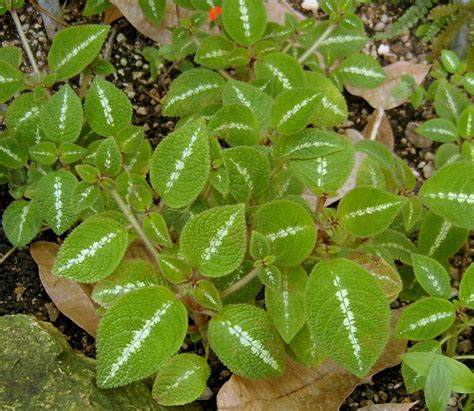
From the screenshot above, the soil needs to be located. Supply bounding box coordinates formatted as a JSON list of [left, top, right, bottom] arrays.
[[0, 1, 472, 410]]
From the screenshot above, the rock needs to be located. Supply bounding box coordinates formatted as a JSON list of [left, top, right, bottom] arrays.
[[374, 22, 385, 32], [457, 339, 473, 354], [0, 315, 200, 410], [422, 163, 434, 179], [405, 122, 433, 148]]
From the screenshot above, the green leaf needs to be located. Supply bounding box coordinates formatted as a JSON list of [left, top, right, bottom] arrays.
[[92, 259, 163, 309], [419, 162, 474, 230], [97, 287, 188, 388], [306, 259, 391, 377], [124, 140, 152, 175], [287, 325, 322, 368], [425, 359, 451, 411], [53, 216, 128, 282], [459, 263, 474, 309], [59, 142, 87, 164], [354, 139, 397, 172], [83, 0, 111, 16], [41, 85, 83, 143], [95, 138, 122, 176], [116, 125, 145, 153], [162, 68, 225, 117], [6, 92, 42, 137], [253, 199, 316, 267], [250, 231, 270, 260], [193, 280, 223, 311], [371, 229, 418, 265], [223, 146, 270, 202], [338, 187, 406, 237], [195, 36, 235, 69], [48, 25, 109, 80], [221, 0, 266, 46], [37, 171, 78, 235], [440, 50, 460, 74], [85, 79, 132, 136], [434, 80, 470, 123], [396, 297, 456, 340], [0, 46, 22, 67], [338, 54, 386, 88], [208, 304, 285, 379], [28, 142, 57, 165], [255, 53, 305, 94], [0, 138, 27, 168], [401, 352, 474, 394], [158, 254, 192, 283], [258, 265, 281, 290], [139, 0, 166, 27], [265, 266, 307, 343], [416, 118, 458, 143], [181, 204, 246, 277], [457, 105, 474, 139], [72, 181, 100, 212], [402, 196, 422, 232], [318, 27, 367, 58], [152, 353, 210, 406], [76, 164, 100, 183], [2, 200, 43, 247], [150, 119, 210, 208], [143, 212, 172, 247], [411, 254, 451, 299], [462, 73, 474, 95], [0, 60, 24, 103]]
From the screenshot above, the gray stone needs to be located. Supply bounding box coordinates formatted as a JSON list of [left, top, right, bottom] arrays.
[[0, 315, 200, 411], [405, 122, 433, 149]]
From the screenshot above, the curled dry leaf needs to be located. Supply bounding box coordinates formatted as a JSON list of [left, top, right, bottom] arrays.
[[345, 61, 431, 110], [30, 241, 100, 337], [358, 403, 418, 411], [216, 310, 407, 411], [363, 109, 394, 150]]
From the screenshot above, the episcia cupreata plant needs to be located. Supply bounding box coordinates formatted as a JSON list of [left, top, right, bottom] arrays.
[[0, 0, 473, 406]]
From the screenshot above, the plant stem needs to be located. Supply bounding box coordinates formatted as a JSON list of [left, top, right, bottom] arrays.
[[453, 355, 474, 360], [298, 24, 336, 64], [10, 9, 40, 76], [0, 246, 17, 265], [218, 69, 233, 81], [464, 394, 473, 411], [79, 69, 92, 101], [220, 267, 260, 299]]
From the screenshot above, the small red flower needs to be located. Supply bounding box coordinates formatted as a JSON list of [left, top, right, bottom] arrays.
[[209, 6, 222, 21]]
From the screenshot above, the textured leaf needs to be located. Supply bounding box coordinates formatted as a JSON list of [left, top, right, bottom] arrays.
[[208, 304, 285, 379], [463, 73, 474, 95], [253, 199, 316, 267], [396, 297, 456, 340], [255, 53, 305, 94], [459, 263, 474, 309], [97, 286, 188, 388], [37, 171, 78, 235], [95, 138, 122, 176], [158, 253, 192, 283], [265, 266, 306, 343], [150, 119, 210, 208], [0, 60, 24, 103], [53, 216, 128, 282], [193, 280, 223, 311], [139, 0, 165, 27], [306, 259, 390, 377], [221, 0, 266, 46], [0, 46, 22, 67], [371, 229, 418, 265], [440, 50, 460, 73], [72, 182, 100, 213], [354, 139, 397, 172], [416, 118, 458, 143], [195, 36, 235, 69], [84, 0, 112, 16], [143, 212, 172, 247], [258, 265, 281, 290], [434, 80, 470, 124], [458, 105, 474, 139], [85, 79, 132, 136], [162, 68, 225, 117], [48, 25, 109, 80], [338, 54, 386, 89], [411, 254, 451, 299], [181, 204, 246, 277], [152, 353, 211, 406], [249, 231, 270, 260], [419, 162, 474, 230], [402, 196, 422, 232], [59, 142, 87, 164], [2, 200, 43, 247], [0, 138, 27, 168], [338, 187, 406, 237], [425, 359, 451, 411], [287, 325, 321, 368], [29, 142, 57, 165]]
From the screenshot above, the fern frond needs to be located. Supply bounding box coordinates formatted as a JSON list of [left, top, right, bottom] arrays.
[[428, 4, 459, 20], [421, 15, 452, 43], [432, 15, 470, 57]]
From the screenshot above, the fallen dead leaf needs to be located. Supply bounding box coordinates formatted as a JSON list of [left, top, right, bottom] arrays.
[[104, 5, 124, 24], [30, 241, 101, 337], [37, 0, 64, 39], [363, 109, 394, 151], [345, 61, 431, 110], [358, 403, 418, 411], [216, 310, 407, 411]]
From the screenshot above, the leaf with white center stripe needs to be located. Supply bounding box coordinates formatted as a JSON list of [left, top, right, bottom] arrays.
[[59, 142, 87, 164], [250, 230, 270, 260], [258, 265, 281, 290], [85, 79, 132, 137], [221, 0, 266, 46], [150, 119, 210, 208], [434, 80, 470, 124], [272, 87, 321, 135], [0, 60, 24, 103], [288, 325, 322, 368], [52, 216, 128, 282], [318, 26, 367, 59], [116, 125, 145, 154], [463, 73, 474, 95], [152, 353, 210, 406], [457, 105, 474, 139], [459, 263, 474, 309], [396, 297, 456, 340], [139, 0, 165, 27], [41, 85, 83, 143], [273, 129, 344, 160], [0, 138, 27, 169], [265, 266, 307, 343], [222, 80, 273, 130], [208, 304, 285, 379], [92, 259, 164, 309], [48, 25, 109, 81], [441, 50, 460, 73], [162, 68, 225, 117], [2, 200, 43, 247], [180, 204, 246, 277], [143, 212, 172, 247], [306, 259, 390, 377], [28, 142, 57, 165], [411, 254, 451, 299], [356, 157, 387, 190], [37, 170, 78, 235], [223, 146, 270, 202], [95, 138, 122, 176], [6, 93, 43, 140], [416, 119, 458, 143], [354, 139, 397, 172], [158, 253, 193, 283], [208, 104, 261, 146], [72, 181, 100, 213], [116, 173, 153, 212], [193, 280, 223, 311], [337, 54, 386, 89], [97, 286, 187, 388], [253, 199, 316, 267], [402, 196, 422, 232], [371, 229, 418, 265], [255, 53, 305, 95], [338, 187, 406, 237], [419, 162, 474, 230], [195, 36, 235, 69]]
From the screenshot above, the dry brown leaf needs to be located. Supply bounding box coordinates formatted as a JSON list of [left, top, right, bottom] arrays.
[[30, 241, 101, 337], [217, 310, 407, 411], [363, 109, 394, 150], [104, 5, 124, 24], [37, 0, 64, 39], [358, 403, 418, 411], [345, 61, 431, 110]]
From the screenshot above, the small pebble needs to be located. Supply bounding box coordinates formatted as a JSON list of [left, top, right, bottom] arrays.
[[120, 58, 127, 66], [423, 164, 434, 178], [457, 339, 472, 354], [116, 33, 126, 43], [374, 22, 385, 32], [405, 122, 433, 148]]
